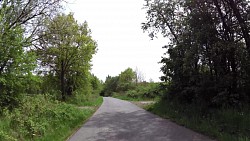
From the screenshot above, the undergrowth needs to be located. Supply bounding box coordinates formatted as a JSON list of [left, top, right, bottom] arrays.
[[146, 99, 250, 141], [112, 82, 161, 101], [67, 92, 103, 107], [0, 94, 102, 141]]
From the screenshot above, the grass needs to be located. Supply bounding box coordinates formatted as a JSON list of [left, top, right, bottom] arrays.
[[146, 99, 250, 141], [36, 108, 94, 141], [0, 94, 103, 141], [78, 95, 103, 107]]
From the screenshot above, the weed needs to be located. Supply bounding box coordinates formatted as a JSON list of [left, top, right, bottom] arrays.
[[146, 99, 250, 141], [0, 94, 103, 141]]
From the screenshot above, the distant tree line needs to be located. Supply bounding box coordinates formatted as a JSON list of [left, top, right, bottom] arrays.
[[143, 0, 250, 107], [101, 68, 136, 96], [101, 68, 160, 100]]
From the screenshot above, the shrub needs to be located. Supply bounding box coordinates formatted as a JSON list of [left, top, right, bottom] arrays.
[[0, 94, 90, 140], [125, 83, 161, 100]]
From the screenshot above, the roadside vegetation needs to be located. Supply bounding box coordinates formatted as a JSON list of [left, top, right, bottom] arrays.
[[141, 0, 250, 140], [146, 96, 250, 141], [101, 68, 161, 101], [1, 0, 249, 141], [0, 94, 103, 141], [102, 0, 250, 140], [112, 82, 161, 101], [0, 1, 103, 140]]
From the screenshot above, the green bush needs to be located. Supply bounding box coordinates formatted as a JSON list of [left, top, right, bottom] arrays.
[[112, 82, 163, 101], [126, 90, 139, 99], [67, 88, 90, 105], [0, 94, 94, 141], [125, 83, 161, 100], [67, 90, 103, 107]]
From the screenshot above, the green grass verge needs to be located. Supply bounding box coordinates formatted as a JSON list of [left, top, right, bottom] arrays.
[[0, 94, 103, 141], [79, 95, 103, 107], [145, 99, 250, 141], [67, 93, 103, 107], [36, 108, 94, 141]]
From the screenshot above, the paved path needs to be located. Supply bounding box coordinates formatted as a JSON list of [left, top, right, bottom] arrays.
[[68, 97, 214, 141]]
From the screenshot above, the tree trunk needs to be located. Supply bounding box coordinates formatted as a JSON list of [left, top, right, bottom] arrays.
[[214, 0, 238, 94], [61, 60, 66, 101], [227, 0, 250, 55]]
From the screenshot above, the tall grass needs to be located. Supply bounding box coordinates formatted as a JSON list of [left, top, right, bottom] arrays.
[[67, 92, 103, 107], [146, 99, 250, 141], [0, 94, 103, 141]]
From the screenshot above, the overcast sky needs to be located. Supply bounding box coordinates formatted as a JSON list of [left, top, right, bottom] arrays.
[[65, 0, 167, 82]]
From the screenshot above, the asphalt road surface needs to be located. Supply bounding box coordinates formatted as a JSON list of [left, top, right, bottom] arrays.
[[68, 97, 214, 141]]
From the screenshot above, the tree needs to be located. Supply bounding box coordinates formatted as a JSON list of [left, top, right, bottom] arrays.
[[101, 68, 137, 96], [37, 13, 97, 100], [117, 68, 136, 91], [0, 0, 62, 108], [90, 74, 103, 95], [143, 0, 250, 107], [101, 75, 119, 97], [119, 68, 136, 83], [0, 0, 62, 47], [135, 67, 145, 84]]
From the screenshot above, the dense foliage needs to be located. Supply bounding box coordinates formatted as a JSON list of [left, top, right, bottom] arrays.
[[37, 13, 97, 101], [143, 0, 250, 108], [0, 0, 62, 108], [143, 0, 250, 140], [0, 94, 102, 141], [101, 68, 136, 96], [101, 68, 160, 100], [147, 99, 250, 141], [0, 0, 103, 140], [114, 82, 161, 101]]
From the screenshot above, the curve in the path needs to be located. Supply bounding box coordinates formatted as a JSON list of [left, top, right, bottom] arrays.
[[68, 97, 215, 141]]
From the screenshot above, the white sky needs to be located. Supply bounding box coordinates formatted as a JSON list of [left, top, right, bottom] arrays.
[[65, 0, 167, 82]]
